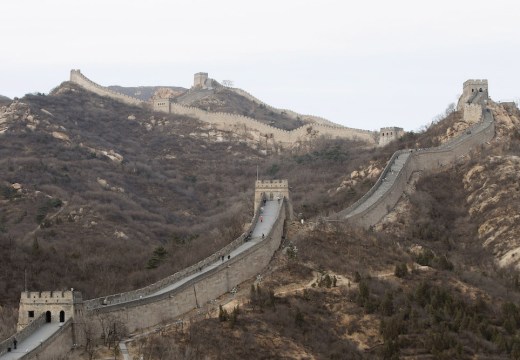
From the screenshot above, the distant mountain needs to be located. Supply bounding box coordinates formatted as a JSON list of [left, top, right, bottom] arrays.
[[108, 85, 187, 101]]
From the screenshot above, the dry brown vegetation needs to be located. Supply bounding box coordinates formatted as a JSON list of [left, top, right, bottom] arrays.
[[0, 84, 381, 338], [127, 103, 520, 359], [188, 88, 309, 130], [3, 78, 519, 360]]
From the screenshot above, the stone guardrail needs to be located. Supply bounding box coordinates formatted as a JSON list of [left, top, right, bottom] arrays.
[[84, 195, 267, 310], [330, 100, 494, 227], [0, 313, 46, 356], [335, 148, 412, 219], [88, 199, 286, 314], [20, 319, 72, 360]]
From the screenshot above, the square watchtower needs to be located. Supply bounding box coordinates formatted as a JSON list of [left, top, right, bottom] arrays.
[[17, 290, 83, 331], [193, 72, 209, 89], [254, 179, 289, 212]]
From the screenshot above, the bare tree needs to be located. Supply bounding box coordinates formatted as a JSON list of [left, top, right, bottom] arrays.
[[222, 80, 234, 87]]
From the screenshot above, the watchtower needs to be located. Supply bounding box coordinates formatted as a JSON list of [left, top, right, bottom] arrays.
[[379, 127, 404, 146], [254, 179, 289, 212], [457, 79, 489, 110], [193, 72, 209, 89], [17, 290, 83, 331]]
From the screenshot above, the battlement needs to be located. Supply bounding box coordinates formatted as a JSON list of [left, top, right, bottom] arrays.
[[255, 179, 289, 188], [463, 79, 488, 87], [17, 290, 83, 331], [21, 290, 82, 303], [254, 179, 289, 213], [463, 79, 488, 95]]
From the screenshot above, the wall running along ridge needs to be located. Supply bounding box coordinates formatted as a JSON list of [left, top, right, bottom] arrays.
[[330, 100, 494, 228], [88, 200, 287, 333], [69, 70, 377, 145]]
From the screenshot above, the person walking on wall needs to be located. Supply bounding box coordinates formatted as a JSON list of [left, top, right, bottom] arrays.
[[260, 216, 263, 222], [13, 338, 17, 350]]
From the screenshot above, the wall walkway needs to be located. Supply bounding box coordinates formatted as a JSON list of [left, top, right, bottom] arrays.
[[330, 99, 495, 228], [88, 199, 287, 332]]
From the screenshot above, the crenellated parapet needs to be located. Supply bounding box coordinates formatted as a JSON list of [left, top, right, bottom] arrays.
[[70, 69, 143, 106], [17, 290, 83, 331]]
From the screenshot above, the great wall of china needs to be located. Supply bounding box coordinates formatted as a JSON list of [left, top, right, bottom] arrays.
[[329, 82, 493, 227], [69, 70, 377, 146], [0, 77, 497, 359]]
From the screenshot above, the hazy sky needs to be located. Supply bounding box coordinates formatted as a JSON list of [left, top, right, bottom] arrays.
[[1, 0, 518, 131]]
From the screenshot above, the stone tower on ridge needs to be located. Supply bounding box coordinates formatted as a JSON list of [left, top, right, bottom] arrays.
[[193, 72, 209, 89], [17, 290, 83, 331], [457, 79, 488, 110], [379, 127, 405, 146]]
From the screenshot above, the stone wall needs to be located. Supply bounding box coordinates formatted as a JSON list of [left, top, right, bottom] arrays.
[[69, 70, 143, 107], [335, 107, 494, 228], [69, 70, 377, 146], [379, 127, 405, 146], [17, 291, 82, 331], [21, 320, 74, 360], [84, 194, 268, 310], [254, 179, 289, 212], [166, 103, 376, 146], [87, 200, 287, 333], [457, 79, 488, 110], [463, 103, 483, 124], [0, 314, 45, 356]]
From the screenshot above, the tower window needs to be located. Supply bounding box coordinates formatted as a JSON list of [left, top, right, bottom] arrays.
[[28, 311, 34, 318]]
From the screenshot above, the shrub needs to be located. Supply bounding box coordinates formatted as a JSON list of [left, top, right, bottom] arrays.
[[394, 263, 408, 278]]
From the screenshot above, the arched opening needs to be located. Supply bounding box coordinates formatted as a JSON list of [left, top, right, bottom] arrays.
[[479, 88, 483, 92], [45, 311, 51, 323], [59, 311, 65, 323], [269, 192, 274, 200]]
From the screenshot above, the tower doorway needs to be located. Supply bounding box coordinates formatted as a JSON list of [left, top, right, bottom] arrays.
[[45, 311, 51, 323], [59, 311, 65, 323]]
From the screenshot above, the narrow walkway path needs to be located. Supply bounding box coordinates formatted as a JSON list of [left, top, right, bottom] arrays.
[[0, 323, 61, 360], [151, 200, 280, 297], [345, 152, 410, 218]]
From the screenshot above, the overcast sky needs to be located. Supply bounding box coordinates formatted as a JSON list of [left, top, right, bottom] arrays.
[[1, 0, 518, 131]]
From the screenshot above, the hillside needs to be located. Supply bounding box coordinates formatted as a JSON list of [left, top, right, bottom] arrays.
[[108, 83, 311, 130], [4, 77, 520, 359], [123, 103, 520, 359], [176, 87, 310, 130], [0, 81, 388, 339]]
